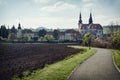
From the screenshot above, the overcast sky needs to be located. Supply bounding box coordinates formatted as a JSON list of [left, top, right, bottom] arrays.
[[0, 0, 120, 29]]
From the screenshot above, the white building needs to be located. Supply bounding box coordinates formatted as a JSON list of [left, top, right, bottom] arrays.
[[78, 12, 103, 39]]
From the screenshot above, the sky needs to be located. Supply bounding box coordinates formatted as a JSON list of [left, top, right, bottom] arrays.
[[0, 0, 120, 29]]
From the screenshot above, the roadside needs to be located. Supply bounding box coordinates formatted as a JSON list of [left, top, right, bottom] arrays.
[[68, 48, 120, 80]]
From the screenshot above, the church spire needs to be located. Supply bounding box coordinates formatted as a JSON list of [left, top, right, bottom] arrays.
[[79, 12, 82, 24], [18, 22, 21, 29], [89, 9, 93, 24]]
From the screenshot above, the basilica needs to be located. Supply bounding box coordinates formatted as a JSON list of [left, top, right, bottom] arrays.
[[78, 12, 103, 39]]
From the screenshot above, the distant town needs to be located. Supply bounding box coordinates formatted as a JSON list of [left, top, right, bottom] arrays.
[[0, 12, 120, 43]]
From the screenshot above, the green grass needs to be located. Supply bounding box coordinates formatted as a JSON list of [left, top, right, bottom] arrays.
[[112, 49, 120, 70], [13, 46, 96, 80]]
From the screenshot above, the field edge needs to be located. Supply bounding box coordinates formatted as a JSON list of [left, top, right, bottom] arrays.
[[12, 46, 96, 80]]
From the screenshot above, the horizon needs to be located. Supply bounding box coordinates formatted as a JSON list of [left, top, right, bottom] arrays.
[[0, 0, 120, 29]]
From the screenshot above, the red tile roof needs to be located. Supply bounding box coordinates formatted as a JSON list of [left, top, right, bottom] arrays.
[[80, 24, 103, 30]]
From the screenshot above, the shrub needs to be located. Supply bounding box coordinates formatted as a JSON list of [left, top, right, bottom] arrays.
[[111, 31, 120, 50], [92, 39, 112, 48]]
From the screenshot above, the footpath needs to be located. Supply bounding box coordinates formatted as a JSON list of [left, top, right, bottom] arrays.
[[68, 48, 120, 80]]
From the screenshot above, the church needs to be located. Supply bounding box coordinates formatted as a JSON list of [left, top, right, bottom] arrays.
[[78, 12, 103, 39]]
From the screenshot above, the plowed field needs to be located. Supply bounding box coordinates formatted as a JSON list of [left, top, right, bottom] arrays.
[[0, 43, 82, 80]]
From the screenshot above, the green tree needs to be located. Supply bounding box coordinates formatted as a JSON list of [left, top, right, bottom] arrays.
[[38, 29, 46, 37], [111, 31, 120, 49], [83, 32, 93, 49], [44, 34, 54, 42], [8, 33, 16, 41], [23, 36, 28, 41], [11, 25, 17, 34], [53, 29, 59, 40], [0, 25, 8, 38], [38, 36, 44, 41], [38, 35, 54, 42]]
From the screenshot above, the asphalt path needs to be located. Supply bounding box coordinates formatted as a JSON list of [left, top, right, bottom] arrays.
[[68, 48, 120, 80]]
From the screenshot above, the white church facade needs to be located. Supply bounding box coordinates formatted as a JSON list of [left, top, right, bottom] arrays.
[[78, 12, 103, 39]]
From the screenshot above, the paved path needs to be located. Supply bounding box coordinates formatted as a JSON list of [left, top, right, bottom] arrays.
[[68, 48, 120, 80]]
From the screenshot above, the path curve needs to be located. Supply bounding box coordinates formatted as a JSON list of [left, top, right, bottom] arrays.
[[68, 48, 120, 80]]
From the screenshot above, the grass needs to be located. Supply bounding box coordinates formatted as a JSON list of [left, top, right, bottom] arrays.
[[12, 46, 96, 80], [112, 49, 120, 70]]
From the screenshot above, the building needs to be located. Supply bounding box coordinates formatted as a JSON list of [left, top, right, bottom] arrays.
[[78, 12, 103, 39], [17, 23, 22, 38], [58, 29, 80, 41], [103, 25, 120, 41]]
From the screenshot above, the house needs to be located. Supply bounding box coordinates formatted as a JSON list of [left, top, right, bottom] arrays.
[[59, 29, 80, 41]]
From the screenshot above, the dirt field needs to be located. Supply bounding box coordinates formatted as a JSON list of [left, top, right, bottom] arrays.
[[0, 43, 82, 80]]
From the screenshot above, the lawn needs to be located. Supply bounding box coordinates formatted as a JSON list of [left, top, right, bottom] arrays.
[[13, 46, 96, 80], [112, 49, 120, 70]]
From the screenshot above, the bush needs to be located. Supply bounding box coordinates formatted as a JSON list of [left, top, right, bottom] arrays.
[[0, 36, 8, 41], [92, 39, 112, 48], [111, 31, 120, 50]]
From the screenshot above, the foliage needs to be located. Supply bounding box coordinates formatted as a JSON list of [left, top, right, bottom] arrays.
[[38, 36, 45, 41], [8, 33, 17, 41], [92, 39, 112, 48], [39, 34, 54, 42], [0, 36, 8, 41], [53, 29, 59, 40], [112, 50, 120, 70], [23, 36, 29, 41], [11, 25, 17, 34], [44, 34, 54, 42], [83, 32, 93, 49], [38, 29, 46, 37], [23, 70, 31, 77], [0, 25, 9, 38], [17, 36, 23, 41], [111, 31, 120, 50]]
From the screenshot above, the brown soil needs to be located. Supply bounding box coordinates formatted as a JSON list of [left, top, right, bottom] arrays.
[[0, 43, 82, 80]]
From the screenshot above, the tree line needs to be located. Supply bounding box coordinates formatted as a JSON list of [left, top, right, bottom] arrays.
[[0, 25, 60, 42]]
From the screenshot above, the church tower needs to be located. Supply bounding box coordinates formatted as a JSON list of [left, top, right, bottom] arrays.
[[79, 12, 82, 24], [17, 23, 22, 38], [89, 12, 93, 24], [78, 12, 83, 33]]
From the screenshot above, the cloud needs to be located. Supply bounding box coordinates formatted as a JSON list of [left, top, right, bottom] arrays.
[[0, 0, 7, 6], [4, 16, 77, 29], [40, 1, 77, 12], [82, 0, 96, 8], [33, 0, 50, 3], [82, 0, 93, 3]]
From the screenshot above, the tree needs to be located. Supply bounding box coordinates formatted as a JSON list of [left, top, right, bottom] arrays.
[[44, 34, 54, 42], [38, 29, 46, 37], [53, 29, 59, 40], [38, 34, 54, 42], [22, 36, 29, 41], [8, 33, 16, 41], [111, 31, 120, 50], [0, 25, 8, 38], [11, 25, 17, 34], [83, 32, 93, 49]]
